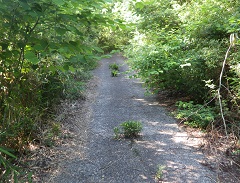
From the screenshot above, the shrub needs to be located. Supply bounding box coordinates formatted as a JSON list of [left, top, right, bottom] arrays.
[[124, 0, 236, 104]]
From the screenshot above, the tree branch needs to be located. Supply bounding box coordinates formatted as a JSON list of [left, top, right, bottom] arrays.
[[29, 17, 40, 35], [217, 33, 236, 137]]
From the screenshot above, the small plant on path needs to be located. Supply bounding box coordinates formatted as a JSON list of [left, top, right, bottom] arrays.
[[109, 63, 119, 77], [111, 69, 118, 77], [109, 63, 119, 71], [155, 165, 165, 181], [114, 120, 142, 139]]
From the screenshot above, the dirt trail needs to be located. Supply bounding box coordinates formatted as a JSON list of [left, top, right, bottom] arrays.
[[48, 54, 216, 183]]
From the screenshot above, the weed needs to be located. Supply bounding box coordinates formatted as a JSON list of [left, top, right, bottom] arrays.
[[121, 121, 142, 138], [155, 165, 165, 181], [113, 127, 121, 139], [114, 120, 142, 139], [109, 63, 120, 77], [111, 70, 118, 77], [232, 149, 240, 156], [109, 63, 119, 71], [51, 122, 61, 136], [44, 133, 55, 147], [0, 147, 33, 182], [42, 122, 61, 147]]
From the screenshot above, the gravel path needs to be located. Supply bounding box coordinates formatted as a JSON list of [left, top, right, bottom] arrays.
[[50, 54, 216, 183]]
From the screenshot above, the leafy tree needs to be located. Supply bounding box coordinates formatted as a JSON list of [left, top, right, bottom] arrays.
[[124, 0, 240, 132], [96, 0, 136, 52], [0, 0, 111, 181]]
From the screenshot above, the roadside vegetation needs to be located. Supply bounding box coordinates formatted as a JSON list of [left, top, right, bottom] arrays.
[[0, 0, 118, 181], [112, 0, 240, 137], [105, 0, 240, 178]]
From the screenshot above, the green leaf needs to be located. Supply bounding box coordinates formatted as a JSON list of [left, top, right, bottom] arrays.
[[92, 46, 104, 53], [33, 44, 43, 51], [28, 172, 33, 182], [19, 1, 31, 11], [1, 43, 8, 50], [135, 2, 144, 10], [56, 27, 68, 35], [48, 66, 57, 72], [0, 147, 17, 159], [119, 24, 127, 30], [56, 66, 65, 72], [25, 51, 39, 64], [69, 66, 75, 72], [63, 63, 69, 70], [52, 0, 65, 6], [29, 11, 38, 18]]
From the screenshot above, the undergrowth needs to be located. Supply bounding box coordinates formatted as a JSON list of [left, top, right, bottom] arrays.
[[0, 66, 95, 181], [174, 101, 217, 129]]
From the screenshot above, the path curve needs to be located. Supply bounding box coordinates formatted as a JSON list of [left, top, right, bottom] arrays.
[[51, 54, 216, 183]]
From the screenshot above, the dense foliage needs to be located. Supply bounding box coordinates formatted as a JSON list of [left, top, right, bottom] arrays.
[[0, 0, 112, 181], [120, 0, 240, 132], [96, 0, 135, 52]]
